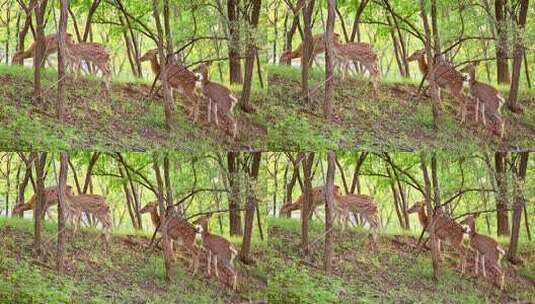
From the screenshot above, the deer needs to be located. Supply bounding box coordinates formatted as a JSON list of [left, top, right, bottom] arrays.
[[279, 185, 342, 218], [139, 201, 161, 228], [140, 49, 201, 122], [65, 41, 112, 88], [333, 193, 379, 241], [407, 49, 469, 123], [12, 185, 74, 219], [193, 63, 238, 138], [459, 63, 505, 137], [279, 32, 341, 64], [460, 214, 505, 289], [407, 201, 467, 273], [12, 33, 74, 65], [64, 193, 112, 242], [333, 41, 380, 95], [193, 214, 238, 291]]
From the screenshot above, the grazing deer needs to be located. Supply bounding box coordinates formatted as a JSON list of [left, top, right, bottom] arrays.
[[65, 42, 112, 88], [460, 214, 505, 289], [333, 193, 379, 241], [12, 185, 74, 218], [139, 201, 160, 228], [333, 41, 380, 95], [460, 63, 505, 137], [157, 207, 200, 274], [12, 33, 74, 65], [279, 185, 342, 218], [65, 193, 112, 242], [193, 214, 238, 291], [407, 201, 467, 273], [140, 49, 200, 122], [193, 63, 238, 138], [279, 32, 341, 64], [407, 49, 468, 123]]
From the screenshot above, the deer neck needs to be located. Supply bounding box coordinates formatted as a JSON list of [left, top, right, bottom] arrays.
[[150, 209, 160, 227], [417, 57, 428, 76], [418, 207, 429, 228], [150, 57, 161, 76]]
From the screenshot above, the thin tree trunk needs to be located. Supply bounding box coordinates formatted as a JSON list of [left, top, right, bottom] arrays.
[[228, 0, 243, 84], [227, 152, 242, 235], [507, 152, 529, 263], [301, 0, 315, 104], [118, 164, 138, 229], [495, 152, 510, 236], [240, 152, 261, 263], [33, 0, 48, 105], [324, 151, 336, 273], [33, 153, 47, 258], [239, 0, 261, 113], [56, 153, 68, 272], [324, 0, 336, 119], [420, 152, 440, 280], [301, 152, 315, 255], [506, 0, 528, 113], [57, 0, 68, 120], [495, 0, 510, 84]]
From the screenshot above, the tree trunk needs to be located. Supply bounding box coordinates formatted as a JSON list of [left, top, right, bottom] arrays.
[[239, 0, 261, 113], [507, 152, 529, 263], [495, 152, 510, 236], [301, 0, 315, 104], [506, 0, 528, 113], [227, 0, 243, 84], [227, 152, 242, 235], [33, 0, 48, 105], [118, 164, 139, 229], [163, 154, 174, 207], [240, 152, 261, 263], [56, 153, 68, 272], [301, 152, 315, 255], [420, 152, 440, 280], [57, 0, 68, 120], [324, 151, 336, 273], [33, 153, 47, 259], [152, 153, 175, 281], [324, 0, 336, 119], [495, 0, 510, 84]]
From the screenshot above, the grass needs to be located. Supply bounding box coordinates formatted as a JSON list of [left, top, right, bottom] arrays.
[[266, 216, 535, 304], [0, 215, 268, 303]]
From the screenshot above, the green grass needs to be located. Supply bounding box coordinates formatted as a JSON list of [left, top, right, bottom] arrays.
[[267, 216, 535, 304]]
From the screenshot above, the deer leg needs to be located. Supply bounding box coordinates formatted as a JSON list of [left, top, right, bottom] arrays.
[[475, 99, 480, 122], [207, 99, 212, 123], [207, 250, 212, 276], [474, 251, 479, 275], [481, 104, 487, 127], [481, 255, 487, 278], [213, 255, 219, 278], [213, 103, 220, 126]]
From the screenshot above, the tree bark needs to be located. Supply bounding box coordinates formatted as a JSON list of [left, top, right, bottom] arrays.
[[33, 0, 48, 105], [56, 153, 68, 272], [420, 152, 440, 280], [506, 0, 529, 113], [227, 152, 242, 235], [33, 152, 47, 259], [239, 0, 262, 113], [495, 0, 510, 84], [301, 0, 315, 104], [240, 152, 261, 263], [324, 0, 336, 119], [324, 151, 336, 273], [57, 0, 68, 120], [301, 152, 315, 255], [227, 0, 243, 84], [507, 152, 529, 263], [495, 152, 510, 236]]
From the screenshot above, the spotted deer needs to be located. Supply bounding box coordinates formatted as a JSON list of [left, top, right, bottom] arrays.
[[407, 201, 467, 273], [279, 185, 342, 218], [139, 201, 161, 228], [333, 41, 380, 95], [279, 32, 341, 64], [193, 63, 238, 138], [460, 63, 505, 137], [12, 33, 74, 65], [12, 185, 74, 218], [65, 193, 112, 242], [65, 42, 112, 88], [407, 49, 468, 122], [333, 193, 379, 241], [460, 214, 505, 289], [193, 214, 238, 291], [140, 49, 200, 122]]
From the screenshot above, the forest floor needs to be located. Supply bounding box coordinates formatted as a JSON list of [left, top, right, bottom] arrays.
[[2, 63, 535, 151], [267, 217, 535, 304], [0, 216, 268, 304]]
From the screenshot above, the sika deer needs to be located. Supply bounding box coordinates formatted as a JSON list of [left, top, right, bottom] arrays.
[[140, 49, 200, 122], [333, 41, 380, 95], [460, 63, 505, 137], [139, 201, 160, 228], [279, 185, 342, 218], [65, 42, 112, 87], [193, 63, 238, 138], [279, 32, 341, 64], [407, 201, 467, 273], [407, 49, 468, 123], [460, 215, 505, 289], [333, 193, 379, 241], [12, 33, 74, 65], [65, 193, 112, 242], [12, 185, 74, 218], [193, 214, 238, 291], [159, 207, 200, 274]]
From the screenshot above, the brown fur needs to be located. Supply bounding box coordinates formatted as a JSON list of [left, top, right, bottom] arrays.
[[12, 185, 74, 217], [279, 32, 341, 64], [279, 185, 342, 217], [333, 41, 379, 94], [65, 193, 112, 242], [12, 33, 73, 65], [333, 193, 379, 235], [139, 201, 160, 228]]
